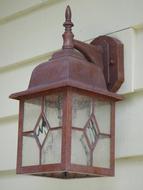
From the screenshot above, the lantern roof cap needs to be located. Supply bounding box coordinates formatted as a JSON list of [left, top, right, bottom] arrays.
[[9, 48, 122, 100]]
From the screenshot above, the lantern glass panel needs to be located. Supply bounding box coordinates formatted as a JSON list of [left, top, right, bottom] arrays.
[[71, 130, 91, 165], [45, 94, 63, 128], [41, 129, 62, 164], [72, 94, 92, 128], [94, 101, 111, 134], [23, 98, 42, 132], [22, 136, 39, 166], [41, 93, 63, 164], [93, 137, 110, 168], [71, 92, 111, 168]]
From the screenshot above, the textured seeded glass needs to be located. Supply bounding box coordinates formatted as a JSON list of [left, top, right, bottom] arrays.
[[72, 94, 92, 128], [71, 93, 92, 165], [22, 136, 39, 166], [41, 93, 63, 164], [95, 101, 111, 134], [71, 93, 111, 167], [22, 93, 63, 167], [45, 94, 63, 128], [23, 98, 42, 132], [93, 137, 110, 168], [41, 129, 62, 164], [71, 130, 90, 165]]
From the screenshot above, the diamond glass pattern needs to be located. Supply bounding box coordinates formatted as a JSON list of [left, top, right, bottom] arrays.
[[85, 116, 99, 147], [35, 115, 49, 146]]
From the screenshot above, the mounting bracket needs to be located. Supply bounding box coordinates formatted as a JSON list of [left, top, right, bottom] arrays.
[[74, 36, 124, 92]]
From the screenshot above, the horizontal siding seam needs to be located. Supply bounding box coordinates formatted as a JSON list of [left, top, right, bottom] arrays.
[[0, 156, 143, 174], [0, 39, 92, 72], [0, 0, 64, 26], [0, 114, 18, 124], [0, 51, 54, 73]]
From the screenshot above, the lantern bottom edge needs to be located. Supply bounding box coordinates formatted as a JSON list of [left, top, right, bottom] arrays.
[[16, 168, 114, 179]]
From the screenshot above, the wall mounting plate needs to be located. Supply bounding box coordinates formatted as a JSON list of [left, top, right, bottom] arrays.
[[91, 36, 124, 92]]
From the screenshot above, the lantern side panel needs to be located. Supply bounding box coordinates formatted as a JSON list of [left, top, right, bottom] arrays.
[[71, 92, 112, 170], [21, 93, 64, 167]]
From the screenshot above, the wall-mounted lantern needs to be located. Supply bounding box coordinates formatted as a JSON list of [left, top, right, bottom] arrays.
[[10, 6, 124, 178]]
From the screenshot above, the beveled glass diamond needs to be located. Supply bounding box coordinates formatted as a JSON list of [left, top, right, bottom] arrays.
[[35, 115, 49, 146], [85, 116, 99, 147]]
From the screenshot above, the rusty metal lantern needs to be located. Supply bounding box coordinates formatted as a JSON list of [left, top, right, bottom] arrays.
[[10, 6, 124, 178]]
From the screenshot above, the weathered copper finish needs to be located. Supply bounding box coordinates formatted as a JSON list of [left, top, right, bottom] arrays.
[[9, 43, 122, 101], [10, 6, 124, 101], [9, 5, 124, 178], [16, 87, 116, 178], [74, 37, 124, 92], [74, 39, 103, 68]]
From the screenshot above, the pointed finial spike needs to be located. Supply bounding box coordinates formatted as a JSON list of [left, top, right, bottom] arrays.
[[62, 5, 74, 49], [65, 5, 71, 21]]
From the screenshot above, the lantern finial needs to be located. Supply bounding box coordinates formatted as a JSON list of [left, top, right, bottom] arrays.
[[62, 5, 74, 49]]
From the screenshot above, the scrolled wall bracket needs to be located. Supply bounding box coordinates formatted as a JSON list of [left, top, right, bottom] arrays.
[[74, 37, 124, 92]]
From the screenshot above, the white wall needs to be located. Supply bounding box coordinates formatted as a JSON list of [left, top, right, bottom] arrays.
[[0, 0, 143, 189]]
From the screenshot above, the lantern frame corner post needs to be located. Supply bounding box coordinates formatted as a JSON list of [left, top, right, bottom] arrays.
[[110, 101, 116, 176], [61, 87, 73, 174], [16, 99, 24, 174]]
